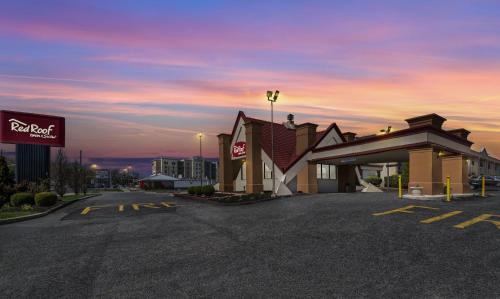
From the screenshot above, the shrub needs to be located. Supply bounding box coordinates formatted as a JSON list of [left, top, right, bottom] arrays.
[[187, 185, 217, 197], [194, 186, 203, 196], [21, 204, 34, 211], [365, 176, 382, 186], [202, 185, 215, 196], [0, 195, 6, 208], [0, 203, 16, 212], [383, 174, 408, 188], [35, 192, 58, 207], [10, 192, 35, 207]]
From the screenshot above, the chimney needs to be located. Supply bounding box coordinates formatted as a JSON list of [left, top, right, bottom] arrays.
[[283, 113, 295, 129], [342, 132, 357, 142], [405, 113, 446, 129], [296, 123, 317, 155]]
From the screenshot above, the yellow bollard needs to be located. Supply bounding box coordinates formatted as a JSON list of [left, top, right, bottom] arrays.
[[446, 176, 451, 202], [398, 175, 402, 199], [482, 176, 486, 198]]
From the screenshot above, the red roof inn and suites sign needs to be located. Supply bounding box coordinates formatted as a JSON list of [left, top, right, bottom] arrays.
[[232, 141, 246, 158], [0, 110, 65, 147]]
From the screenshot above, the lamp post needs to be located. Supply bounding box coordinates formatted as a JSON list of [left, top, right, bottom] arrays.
[[267, 90, 280, 197], [197, 133, 203, 188]]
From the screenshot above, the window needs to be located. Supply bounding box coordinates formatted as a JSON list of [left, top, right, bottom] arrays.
[[329, 165, 337, 180], [322, 164, 329, 179], [316, 164, 336, 180], [264, 163, 272, 179]]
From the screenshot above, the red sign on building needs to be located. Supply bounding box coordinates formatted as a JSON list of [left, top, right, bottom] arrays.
[[0, 110, 65, 147], [232, 141, 246, 158]]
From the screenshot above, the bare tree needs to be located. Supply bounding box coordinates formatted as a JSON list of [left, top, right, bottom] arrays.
[[81, 168, 90, 195], [70, 160, 81, 195], [53, 149, 68, 197]]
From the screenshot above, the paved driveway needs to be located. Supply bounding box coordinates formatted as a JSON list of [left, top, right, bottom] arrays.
[[1, 191, 499, 298]]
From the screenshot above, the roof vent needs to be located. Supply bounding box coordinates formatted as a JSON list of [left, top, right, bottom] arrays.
[[283, 113, 295, 129]]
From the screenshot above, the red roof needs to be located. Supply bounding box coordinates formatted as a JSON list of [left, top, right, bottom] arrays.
[[229, 112, 343, 172]]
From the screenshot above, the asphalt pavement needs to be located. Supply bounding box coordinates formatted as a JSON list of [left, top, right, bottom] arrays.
[[0, 191, 499, 298]]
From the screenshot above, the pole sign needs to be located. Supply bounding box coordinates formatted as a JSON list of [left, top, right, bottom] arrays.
[[232, 141, 246, 158], [0, 110, 65, 147]]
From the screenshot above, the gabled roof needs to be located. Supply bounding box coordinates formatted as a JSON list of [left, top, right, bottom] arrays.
[[480, 147, 489, 156], [226, 111, 343, 172]]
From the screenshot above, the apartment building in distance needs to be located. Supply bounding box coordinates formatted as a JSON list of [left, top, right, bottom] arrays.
[[152, 156, 218, 180]]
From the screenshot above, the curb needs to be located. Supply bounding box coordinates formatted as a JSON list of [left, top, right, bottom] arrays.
[[0, 194, 101, 225]]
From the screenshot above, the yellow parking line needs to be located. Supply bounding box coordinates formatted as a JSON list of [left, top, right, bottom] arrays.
[[131, 203, 162, 210], [142, 203, 160, 209], [421, 211, 462, 224], [161, 202, 175, 208], [118, 205, 124, 212], [81, 205, 110, 215], [81, 207, 92, 215], [373, 205, 439, 216], [454, 214, 500, 229]]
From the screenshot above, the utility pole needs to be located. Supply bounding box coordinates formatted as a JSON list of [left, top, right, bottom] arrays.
[[79, 150, 83, 192]]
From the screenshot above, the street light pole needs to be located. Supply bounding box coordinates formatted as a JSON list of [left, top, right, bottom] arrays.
[[267, 90, 279, 197], [198, 133, 203, 188]]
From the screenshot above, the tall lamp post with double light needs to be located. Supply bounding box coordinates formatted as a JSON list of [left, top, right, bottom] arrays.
[[267, 90, 280, 197], [197, 133, 204, 188]]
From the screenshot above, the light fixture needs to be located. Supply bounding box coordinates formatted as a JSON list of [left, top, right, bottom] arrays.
[[379, 126, 393, 135], [267, 90, 279, 102]]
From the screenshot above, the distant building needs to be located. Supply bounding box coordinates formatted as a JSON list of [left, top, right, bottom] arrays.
[[151, 156, 218, 180], [139, 174, 177, 189], [93, 169, 111, 188], [192, 156, 203, 179], [152, 159, 162, 175], [468, 148, 500, 177]]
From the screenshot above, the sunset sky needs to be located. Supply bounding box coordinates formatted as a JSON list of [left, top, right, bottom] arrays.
[[1, 0, 500, 162]]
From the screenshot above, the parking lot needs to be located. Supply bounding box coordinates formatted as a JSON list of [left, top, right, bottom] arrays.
[[1, 191, 499, 298]]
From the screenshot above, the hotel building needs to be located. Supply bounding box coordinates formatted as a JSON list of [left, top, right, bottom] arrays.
[[217, 111, 500, 196]]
